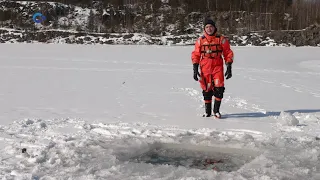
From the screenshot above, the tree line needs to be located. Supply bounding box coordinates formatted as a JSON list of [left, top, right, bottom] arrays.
[[50, 0, 320, 30], [1, 0, 319, 33]]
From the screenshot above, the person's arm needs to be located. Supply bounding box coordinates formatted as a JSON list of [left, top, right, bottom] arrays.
[[191, 38, 202, 81], [191, 38, 202, 65], [221, 36, 233, 65], [221, 36, 233, 79]]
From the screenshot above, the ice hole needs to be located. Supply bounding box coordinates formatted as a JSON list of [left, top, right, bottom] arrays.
[[129, 143, 260, 172]]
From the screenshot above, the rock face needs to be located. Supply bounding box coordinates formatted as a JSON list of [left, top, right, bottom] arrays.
[[0, 1, 319, 46]]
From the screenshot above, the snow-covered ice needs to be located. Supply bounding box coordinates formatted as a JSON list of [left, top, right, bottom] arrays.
[[0, 44, 320, 179]]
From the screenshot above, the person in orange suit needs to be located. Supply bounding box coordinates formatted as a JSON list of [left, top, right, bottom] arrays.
[[191, 18, 234, 118]]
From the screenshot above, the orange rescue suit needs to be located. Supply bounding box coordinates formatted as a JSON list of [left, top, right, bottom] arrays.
[[191, 33, 234, 91]]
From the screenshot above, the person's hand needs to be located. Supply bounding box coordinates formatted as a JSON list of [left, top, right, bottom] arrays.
[[193, 63, 200, 81], [225, 64, 232, 79]]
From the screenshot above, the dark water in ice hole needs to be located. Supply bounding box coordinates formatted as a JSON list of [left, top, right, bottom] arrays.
[[129, 144, 259, 172]]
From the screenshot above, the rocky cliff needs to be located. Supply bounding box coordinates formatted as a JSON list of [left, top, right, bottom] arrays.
[[0, 1, 319, 46]]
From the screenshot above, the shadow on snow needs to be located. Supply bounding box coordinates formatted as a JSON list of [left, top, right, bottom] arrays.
[[225, 109, 320, 118]]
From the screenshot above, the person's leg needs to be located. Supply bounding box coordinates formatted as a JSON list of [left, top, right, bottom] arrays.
[[212, 67, 225, 117], [202, 90, 213, 117], [200, 74, 214, 117]]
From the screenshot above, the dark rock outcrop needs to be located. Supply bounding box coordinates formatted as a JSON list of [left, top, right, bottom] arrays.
[[0, 1, 319, 46]]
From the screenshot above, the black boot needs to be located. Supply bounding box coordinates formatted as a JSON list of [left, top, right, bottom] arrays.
[[213, 100, 221, 118], [205, 103, 212, 117]]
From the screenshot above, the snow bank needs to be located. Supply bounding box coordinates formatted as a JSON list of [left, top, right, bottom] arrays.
[[0, 118, 320, 179], [278, 111, 299, 126]]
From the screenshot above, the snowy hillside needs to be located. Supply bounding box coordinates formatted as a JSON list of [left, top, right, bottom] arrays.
[[0, 44, 320, 179], [0, 1, 320, 46]]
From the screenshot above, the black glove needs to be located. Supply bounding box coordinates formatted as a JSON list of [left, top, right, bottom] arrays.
[[225, 64, 232, 79], [193, 63, 200, 81]]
